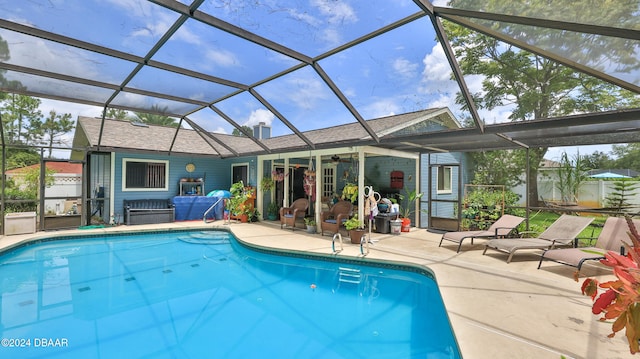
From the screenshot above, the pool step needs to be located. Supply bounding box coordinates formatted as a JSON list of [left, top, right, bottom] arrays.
[[338, 267, 362, 284]]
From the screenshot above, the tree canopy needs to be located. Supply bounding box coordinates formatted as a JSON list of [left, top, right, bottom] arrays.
[[611, 144, 640, 172], [30, 110, 75, 157], [133, 105, 178, 127], [232, 125, 253, 137], [443, 0, 640, 204]]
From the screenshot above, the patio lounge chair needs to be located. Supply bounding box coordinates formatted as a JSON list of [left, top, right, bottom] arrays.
[[439, 214, 525, 252], [280, 198, 309, 231], [483, 214, 594, 263], [538, 216, 640, 273], [320, 200, 353, 236]]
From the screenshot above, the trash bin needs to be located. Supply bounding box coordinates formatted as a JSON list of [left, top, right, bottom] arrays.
[[390, 219, 402, 235], [374, 213, 396, 234]]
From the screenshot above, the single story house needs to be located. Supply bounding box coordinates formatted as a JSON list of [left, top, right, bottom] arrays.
[[70, 108, 469, 229]]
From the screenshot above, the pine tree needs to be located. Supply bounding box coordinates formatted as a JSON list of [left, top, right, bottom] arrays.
[[605, 179, 639, 214]]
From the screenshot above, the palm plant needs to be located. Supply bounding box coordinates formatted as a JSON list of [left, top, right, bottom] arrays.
[[555, 151, 590, 205]]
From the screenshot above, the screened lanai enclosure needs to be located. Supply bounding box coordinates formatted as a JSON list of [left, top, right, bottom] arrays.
[[1, 1, 639, 234]]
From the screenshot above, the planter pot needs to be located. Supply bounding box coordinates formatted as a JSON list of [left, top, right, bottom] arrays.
[[231, 214, 249, 223], [390, 220, 402, 235], [306, 225, 317, 234], [267, 214, 278, 221], [401, 218, 411, 232], [349, 229, 366, 244], [44, 214, 82, 230]]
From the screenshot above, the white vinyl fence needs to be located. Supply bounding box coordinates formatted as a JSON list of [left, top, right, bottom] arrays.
[[513, 180, 640, 210]]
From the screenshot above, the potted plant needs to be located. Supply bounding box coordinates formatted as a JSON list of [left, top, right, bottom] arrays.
[[304, 217, 317, 234], [398, 188, 424, 232], [341, 183, 359, 203], [228, 181, 250, 222], [266, 201, 279, 221], [261, 176, 275, 192], [344, 215, 366, 244]]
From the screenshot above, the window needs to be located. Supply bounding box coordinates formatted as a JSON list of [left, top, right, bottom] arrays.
[[232, 163, 249, 185], [322, 165, 336, 199], [122, 158, 168, 191], [437, 166, 452, 194]]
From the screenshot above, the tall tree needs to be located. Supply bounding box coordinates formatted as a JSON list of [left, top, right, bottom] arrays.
[[29, 110, 75, 157], [1, 94, 42, 144], [610, 143, 640, 172], [103, 107, 130, 120], [605, 179, 638, 214], [582, 151, 614, 171], [133, 105, 178, 127], [444, 1, 640, 206], [469, 149, 525, 188], [232, 125, 253, 136], [0, 34, 10, 99]]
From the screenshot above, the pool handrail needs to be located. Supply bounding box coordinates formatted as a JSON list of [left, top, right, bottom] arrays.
[[332, 233, 343, 254], [203, 197, 225, 223]]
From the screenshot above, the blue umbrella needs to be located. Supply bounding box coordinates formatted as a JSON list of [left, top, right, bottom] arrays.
[[589, 172, 631, 179]]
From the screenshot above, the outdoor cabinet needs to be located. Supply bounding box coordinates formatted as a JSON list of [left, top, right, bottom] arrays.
[[4, 212, 37, 235]]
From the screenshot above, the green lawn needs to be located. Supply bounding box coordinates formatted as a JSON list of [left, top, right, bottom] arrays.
[[518, 210, 608, 247]]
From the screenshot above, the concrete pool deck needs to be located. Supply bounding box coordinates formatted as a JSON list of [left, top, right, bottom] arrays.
[[0, 220, 632, 358]]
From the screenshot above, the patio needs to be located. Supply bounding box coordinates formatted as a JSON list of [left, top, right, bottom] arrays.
[[0, 221, 629, 358]]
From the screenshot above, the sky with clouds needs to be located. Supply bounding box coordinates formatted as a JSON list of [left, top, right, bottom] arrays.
[[0, 0, 618, 160]]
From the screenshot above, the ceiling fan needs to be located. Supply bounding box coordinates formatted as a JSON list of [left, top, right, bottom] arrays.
[[323, 154, 353, 164]]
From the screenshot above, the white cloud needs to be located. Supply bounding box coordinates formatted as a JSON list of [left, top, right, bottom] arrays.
[[285, 76, 330, 110], [34, 99, 101, 158], [392, 57, 419, 79], [361, 100, 401, 120], [311, 0, 358, 25], [427, 93, 456, 109], [431, 0, 449, 6], [417, 43, 519, 124], [210, 126, 228, 134], [419, 43, 486, 96], [286, 8, 321, 27], [463, 74, 485, 94], [244, 109, 275, 127], [40, 99, 100, 119], [106, 0, 177, 47], [206, 48, 240, 68], [321, 28, 342, 47], [3, 31, 108, 84], [421, 45, 451, 83], [341, 87, 357, 98], [307, 0, 358, 47], [546, 145, 614, 161], [478, 108, 511, 125], [172, 24, 204, 46]]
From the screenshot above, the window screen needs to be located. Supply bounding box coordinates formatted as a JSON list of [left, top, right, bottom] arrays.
[[124, 160, 167, 189], [437, 166, 452, 193]]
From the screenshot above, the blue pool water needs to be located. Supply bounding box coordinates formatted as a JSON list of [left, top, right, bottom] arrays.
[[0, 230, 460, 358]]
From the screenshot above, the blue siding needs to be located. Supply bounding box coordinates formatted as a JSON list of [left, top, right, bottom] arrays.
[[361, 156, 416, 195], [420, 152, 471, 227], [111, 152, 251, 216]]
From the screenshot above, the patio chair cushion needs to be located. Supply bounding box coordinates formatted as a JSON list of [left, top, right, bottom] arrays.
[[483, 214, 594, 263], [439, 214, 525, 252], [538, 217, 640, 273]]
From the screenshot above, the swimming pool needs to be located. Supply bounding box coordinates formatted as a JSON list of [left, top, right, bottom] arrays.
[[0, 229, 460, 358]]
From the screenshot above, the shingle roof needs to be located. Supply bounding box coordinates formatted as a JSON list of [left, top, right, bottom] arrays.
[[6, 162, 82, 174], [72, 108, 460, 158]]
